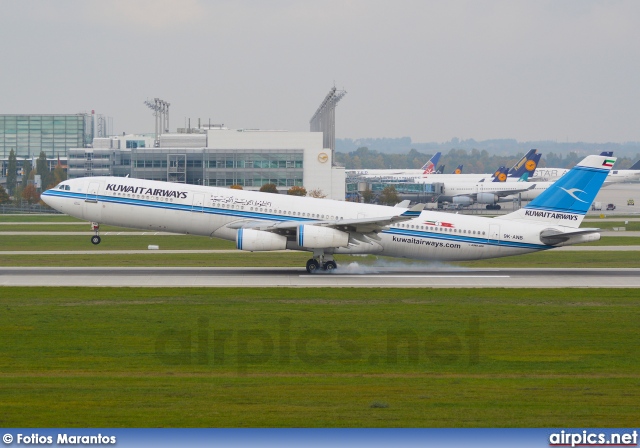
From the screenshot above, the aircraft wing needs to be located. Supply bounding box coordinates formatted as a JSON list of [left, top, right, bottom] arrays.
[[226, 203, 425, 235]]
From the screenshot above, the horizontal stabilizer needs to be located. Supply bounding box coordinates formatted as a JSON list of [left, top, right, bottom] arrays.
[[540, 228, 600, 245]]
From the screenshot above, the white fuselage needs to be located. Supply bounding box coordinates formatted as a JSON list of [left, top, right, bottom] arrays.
[[433, 179, 554, 204], [531, 167, 640, 183], [42, 177, 585, 262]]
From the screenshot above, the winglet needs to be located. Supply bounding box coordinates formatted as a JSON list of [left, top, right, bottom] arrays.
[[400, 203, 424, 218]]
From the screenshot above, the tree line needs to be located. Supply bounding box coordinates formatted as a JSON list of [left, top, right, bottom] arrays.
[[336, 147, 640, 172], [0, 149, 67, 205]]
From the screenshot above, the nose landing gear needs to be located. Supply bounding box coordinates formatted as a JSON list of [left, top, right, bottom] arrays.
[[91, 222, 101, 245]]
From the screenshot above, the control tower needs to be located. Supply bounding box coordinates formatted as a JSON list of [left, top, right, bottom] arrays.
[[309, 87, 346, 165]]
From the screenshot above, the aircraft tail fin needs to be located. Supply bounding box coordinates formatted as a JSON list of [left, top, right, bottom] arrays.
[[421, 152, 442, 174], [629, 159, 640, 170], [498, 155, 615, 228], [517, 172, 530, 182], [436, 164, 445, 174], [507, 149, 537, 176], [453, 164, 463, 174], [492, 167, 508, 182], [509, 152, 541, 179]]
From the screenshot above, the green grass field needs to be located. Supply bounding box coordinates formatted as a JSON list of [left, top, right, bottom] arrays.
[[0, 287, 638, 427], [0, 224, 141, 232], [0, 250, 639, 268], [582, 221, 640, 231], [0, 235, 236, 251]]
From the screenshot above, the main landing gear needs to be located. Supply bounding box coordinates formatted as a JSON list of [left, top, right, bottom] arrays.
[[305, 253, 337, 274], [91, 222, 101, 245]]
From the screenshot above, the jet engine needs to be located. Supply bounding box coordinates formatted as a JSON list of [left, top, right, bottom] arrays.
[[297, 225, 349, 249], [236, 228, 287, 251], [476, 193, 499, 205], [452, 196, 473, 206]]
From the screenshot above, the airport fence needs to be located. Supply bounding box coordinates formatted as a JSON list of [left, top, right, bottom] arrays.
[[0, 203, 60, 214]]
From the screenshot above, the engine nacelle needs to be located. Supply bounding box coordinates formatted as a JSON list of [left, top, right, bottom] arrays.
[[452, 196, 473, 206], [236, 229, 287, 251], [297, 225, 349, 249], [476, 193, 499, 205]]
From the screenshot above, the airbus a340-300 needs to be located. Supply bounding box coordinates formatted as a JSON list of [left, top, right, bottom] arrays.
[[42, 155, 614, 273]]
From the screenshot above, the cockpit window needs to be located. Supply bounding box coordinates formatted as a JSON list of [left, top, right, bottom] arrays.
[[58, 184, 70, 191]]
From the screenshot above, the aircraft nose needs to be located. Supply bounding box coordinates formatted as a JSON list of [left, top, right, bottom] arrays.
[[41, 189, 63, 211]]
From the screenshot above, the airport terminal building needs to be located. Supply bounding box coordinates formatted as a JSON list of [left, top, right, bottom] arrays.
[[67, 127, 345, 200]]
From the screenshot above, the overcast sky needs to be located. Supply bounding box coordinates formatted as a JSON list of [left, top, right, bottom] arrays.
[[1, 0, 639, 143]]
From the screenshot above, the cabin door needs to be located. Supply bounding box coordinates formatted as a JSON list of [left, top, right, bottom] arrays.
[[86, 182, 99, 203], [489, 224, 500, 244], [192, 193, 205, 212], [84, 182, 101, 222]]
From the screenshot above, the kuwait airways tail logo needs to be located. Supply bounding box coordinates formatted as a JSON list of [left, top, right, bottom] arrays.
[[602, 159, 615, 168], [559, 187, 588, 203]]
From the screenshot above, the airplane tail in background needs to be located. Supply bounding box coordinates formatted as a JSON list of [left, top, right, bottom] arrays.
[[499, 155, 615, 228], [492, 167, 508, 182], [421, 152, 442, 174], [436, 164, 445, 174], [507, 149, 537, 177], [453, 164, 463, 174], [492, 166, 506, 178], [509, 152, 541, 179], [629, 159, 640, 170]]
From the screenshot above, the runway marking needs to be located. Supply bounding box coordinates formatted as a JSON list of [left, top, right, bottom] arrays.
[[300, 275, 511, 278]]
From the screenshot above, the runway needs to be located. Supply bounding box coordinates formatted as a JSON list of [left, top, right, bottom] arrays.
[[2, 266, 640, 287]]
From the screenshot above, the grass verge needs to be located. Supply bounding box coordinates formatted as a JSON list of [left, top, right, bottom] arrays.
[[0, 251, 639, 268], [0, 287, 638, 427]]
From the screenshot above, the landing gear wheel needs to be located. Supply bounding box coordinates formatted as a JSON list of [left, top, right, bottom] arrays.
[[91, 235, 101, 245], [306, 258, 321, 274], [323, 260, 337, 272]]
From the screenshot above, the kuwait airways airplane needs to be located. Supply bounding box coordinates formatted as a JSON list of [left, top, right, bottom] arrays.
[[42, 155, 613, 273]]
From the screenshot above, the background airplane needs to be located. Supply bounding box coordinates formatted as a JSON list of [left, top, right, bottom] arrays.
[[530, 152, 640, 184], [345, 152, 441, 179]]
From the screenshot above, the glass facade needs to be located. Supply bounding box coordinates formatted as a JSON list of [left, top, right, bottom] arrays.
[[0, 114, 92, 159], [68, 148, 304, 189]]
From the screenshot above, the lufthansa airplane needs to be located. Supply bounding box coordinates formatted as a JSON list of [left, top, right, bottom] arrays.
[[42, 155, 613, 273]]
